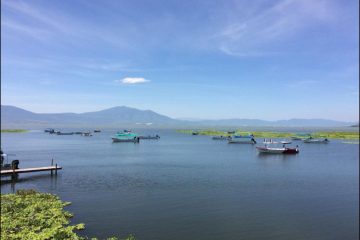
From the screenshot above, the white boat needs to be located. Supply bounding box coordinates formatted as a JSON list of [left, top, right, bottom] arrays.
[[303, 138, 329, 143], [263, 139, 291, 144], [256, 146, 299, 154], [228, 134, 256, 144], [256, 141, 299, 154], [81, 132, 92, 136]]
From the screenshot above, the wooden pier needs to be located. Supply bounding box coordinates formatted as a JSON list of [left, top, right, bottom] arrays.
[[1, 162, 62, 181], [1, 165, 62, 175]]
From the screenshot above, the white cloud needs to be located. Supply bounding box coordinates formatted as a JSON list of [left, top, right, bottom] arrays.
[[214, 0, 339, 57], [117, 77, 150, 85]]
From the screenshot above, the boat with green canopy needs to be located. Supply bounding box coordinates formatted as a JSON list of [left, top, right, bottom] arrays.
[[112, 132, 140, 143]]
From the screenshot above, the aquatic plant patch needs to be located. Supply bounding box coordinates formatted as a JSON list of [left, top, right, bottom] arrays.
[[1, 189, 135, 240]]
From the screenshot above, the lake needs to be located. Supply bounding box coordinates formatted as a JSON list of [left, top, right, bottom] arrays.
[[1, 129, 359, 240]]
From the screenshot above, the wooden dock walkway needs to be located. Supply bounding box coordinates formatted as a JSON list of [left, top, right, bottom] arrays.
[[1, 165, 62, 176]]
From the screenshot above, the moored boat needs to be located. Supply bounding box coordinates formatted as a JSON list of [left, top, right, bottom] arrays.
[[1, 150, 20, 170], [94, 129, 101, 133], [138, 135, 160, 139], [192, 131, 199, 135], [44, 128, 55, 133], [256, 141, 299, 154], [262, 140, 292, 144], [228, 134, 256, 144], [256, 146, 299, 154], [303, 138, 329, 143], [212, 136, 230, 140], [56, 132, 74, 135], [112, 132, 140, 143]]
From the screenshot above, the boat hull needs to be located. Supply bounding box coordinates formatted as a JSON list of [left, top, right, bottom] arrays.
[[56, 132, 74, 135], [228, 140, 256, 144], [212, 136, 230, 140], [138, 136, 160, 139], [256, 146, 299, 154], [228, 137, 256, 144], [303, 139, 329, 143], [112, 138, 138, 143]]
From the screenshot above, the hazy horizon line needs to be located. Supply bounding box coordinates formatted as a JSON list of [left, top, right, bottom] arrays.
[[2, 104, 358, 123]]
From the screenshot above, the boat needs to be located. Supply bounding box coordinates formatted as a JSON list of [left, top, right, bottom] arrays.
[[212, 136, 231, 140], [81, 132, 92, 136], [256, 142, 299, 154], [228, 134, 256, 144], [256, 146, 299, 154], [262, 139, 292, 145], [56, 132, 74, 135], [1, 150, 20, 170], [112, 132, 140, 143], [303, 138, 329, 143], [138, 135, 160, 139], [94, 129, 101, 133], [192, 131, 199, 135], [44, 128, 55, 133]]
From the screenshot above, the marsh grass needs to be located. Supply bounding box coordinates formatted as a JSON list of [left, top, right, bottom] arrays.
[[177, 129, 359, 140], [1, 129, 28, 133]]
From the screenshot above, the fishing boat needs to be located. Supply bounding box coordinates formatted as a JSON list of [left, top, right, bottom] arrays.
[[94, 129, 101, 133], [212, 136, 231, 140], [56, 132, 74, 135], [1, 150, 19, 170], [228, 134, 256, 144], [263, 139, 292, 144], [112, 132, 140, 143], [303, 138, 329, 143], [256, 142, 299, 154], [44, 128, 55, 133], [138, 135, 160, 139]]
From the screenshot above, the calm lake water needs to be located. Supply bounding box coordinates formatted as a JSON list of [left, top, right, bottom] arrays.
[[1, 129, 359, 240]]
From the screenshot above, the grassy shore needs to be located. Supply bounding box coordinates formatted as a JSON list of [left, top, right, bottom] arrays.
[[1, 189, 135, 240], [1, 129, 28, 133], [177, 129, 359, 140]]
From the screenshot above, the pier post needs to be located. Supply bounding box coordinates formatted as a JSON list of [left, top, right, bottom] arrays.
[[51, 159, 54, 175], [55, 164, 58, 175]]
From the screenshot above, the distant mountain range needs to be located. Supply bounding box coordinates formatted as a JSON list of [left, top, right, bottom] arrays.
[[0, 105, 356, 128]]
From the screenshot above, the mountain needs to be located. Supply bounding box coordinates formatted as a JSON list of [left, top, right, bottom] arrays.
[[0, 105, 355, 128], [1, 105, 179, 128]]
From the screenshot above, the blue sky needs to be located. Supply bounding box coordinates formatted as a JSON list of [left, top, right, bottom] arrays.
[[1, 0, 359, 121]]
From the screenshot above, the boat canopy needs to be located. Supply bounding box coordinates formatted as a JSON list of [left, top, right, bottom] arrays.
[[232, 133, 254, 138], [114, 132, 138, 139]]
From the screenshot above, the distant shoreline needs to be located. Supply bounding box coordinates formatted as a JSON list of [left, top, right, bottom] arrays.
[[1, 129, 28, 133], [178, 129, 360, 140]]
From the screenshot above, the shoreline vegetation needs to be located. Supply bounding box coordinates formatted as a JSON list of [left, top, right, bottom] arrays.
[[1, 129, 28, 133], [1, 190, 135, 240], [177, 129, 360, 140]]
